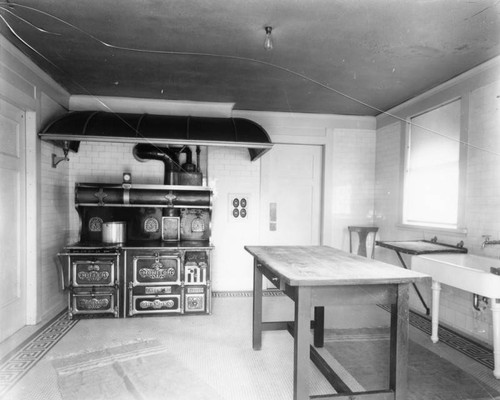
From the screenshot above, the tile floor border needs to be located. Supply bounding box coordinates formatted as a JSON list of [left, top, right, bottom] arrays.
[[378, 304, 494, 370], [0, 311, 78, 397]]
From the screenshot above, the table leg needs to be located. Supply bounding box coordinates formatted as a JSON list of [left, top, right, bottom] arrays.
[[314, 306, 325, 348], [294, 286, 312, 400], [389, 283, 410, 400], [253, 258, 263, 350], [431, 280, 441, 343]]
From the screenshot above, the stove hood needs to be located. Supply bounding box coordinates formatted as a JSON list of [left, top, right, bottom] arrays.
[[39, 111, 273, 161]]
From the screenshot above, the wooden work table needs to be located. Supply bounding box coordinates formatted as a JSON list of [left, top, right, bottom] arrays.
[[245, 245, 430, 400]]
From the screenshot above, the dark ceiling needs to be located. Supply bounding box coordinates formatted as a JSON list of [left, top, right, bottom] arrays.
[[1, 0, 499, 116]]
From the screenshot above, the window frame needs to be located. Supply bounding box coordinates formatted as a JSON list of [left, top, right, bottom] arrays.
[[399, 97, 468, 234]]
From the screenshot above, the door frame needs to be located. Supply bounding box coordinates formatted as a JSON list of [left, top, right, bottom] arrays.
[[0, 102, 39, 327], [0, 99, 32, 337], [25, 110, 40, 324]]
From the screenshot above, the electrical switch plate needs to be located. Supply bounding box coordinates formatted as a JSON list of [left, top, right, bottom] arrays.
[[229, 194, 250, 221]]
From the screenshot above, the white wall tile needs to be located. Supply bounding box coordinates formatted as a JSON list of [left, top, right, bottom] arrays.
[[40, 141, 70, 318], [330, 129, 377, 251]]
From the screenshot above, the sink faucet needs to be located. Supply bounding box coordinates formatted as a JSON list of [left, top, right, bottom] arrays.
[[482, 235, 500, 248]]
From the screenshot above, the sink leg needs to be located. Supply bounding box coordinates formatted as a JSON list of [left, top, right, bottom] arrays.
[[491, 299, 500, 379], [431, 280, 441, 343]]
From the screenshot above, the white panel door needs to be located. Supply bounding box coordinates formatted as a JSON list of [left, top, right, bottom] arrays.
[[0, 99, 26, 341], [260, 144, 322, 246]]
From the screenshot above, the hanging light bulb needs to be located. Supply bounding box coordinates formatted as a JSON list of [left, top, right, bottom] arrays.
[[264, 26, 273, 51]]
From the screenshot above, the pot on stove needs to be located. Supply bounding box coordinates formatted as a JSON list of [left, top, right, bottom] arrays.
[[102, 221, 127, 243]]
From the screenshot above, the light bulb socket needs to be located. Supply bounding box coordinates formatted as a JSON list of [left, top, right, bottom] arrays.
[[264, 26, 273, 51]]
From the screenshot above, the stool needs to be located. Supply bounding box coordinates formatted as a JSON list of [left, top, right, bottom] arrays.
[[348, 226, 379, 258]]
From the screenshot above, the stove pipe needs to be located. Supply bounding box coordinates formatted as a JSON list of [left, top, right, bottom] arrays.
[[172, 146, 196, 173], [133, 144, 180, 184]]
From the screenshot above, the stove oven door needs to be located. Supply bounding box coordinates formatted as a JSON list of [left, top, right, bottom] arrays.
[[130, 290, 182, 315], [185, 287, 207, 313], [71, 258, 116, 287], [61, 252, 121, 319], [132, 253, 181, 286], [128, 252, 183, 316], [72, 288, 117, 317]]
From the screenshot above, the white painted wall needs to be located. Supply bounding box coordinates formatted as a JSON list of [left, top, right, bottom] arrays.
[[0, 34, 70, 326], [375, 57, 500, 346]]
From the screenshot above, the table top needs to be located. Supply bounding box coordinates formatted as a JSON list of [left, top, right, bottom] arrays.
[[244, 245, 429, 287], [376, 240, 467, 255]]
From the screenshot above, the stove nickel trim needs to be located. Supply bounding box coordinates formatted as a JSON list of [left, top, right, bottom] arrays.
[[132, 253, 181, 286], [129, 292, 183, 315]]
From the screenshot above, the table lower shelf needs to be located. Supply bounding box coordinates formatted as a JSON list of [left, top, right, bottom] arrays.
[[260, 319, 396, 399]]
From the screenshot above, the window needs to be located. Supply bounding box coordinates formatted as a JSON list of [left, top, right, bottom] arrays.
[[402, 99, 464, 230]]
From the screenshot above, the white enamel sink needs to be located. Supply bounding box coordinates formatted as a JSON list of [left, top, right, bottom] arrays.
[[412, 252, 500, 378], [412, 253, 500, 298]]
